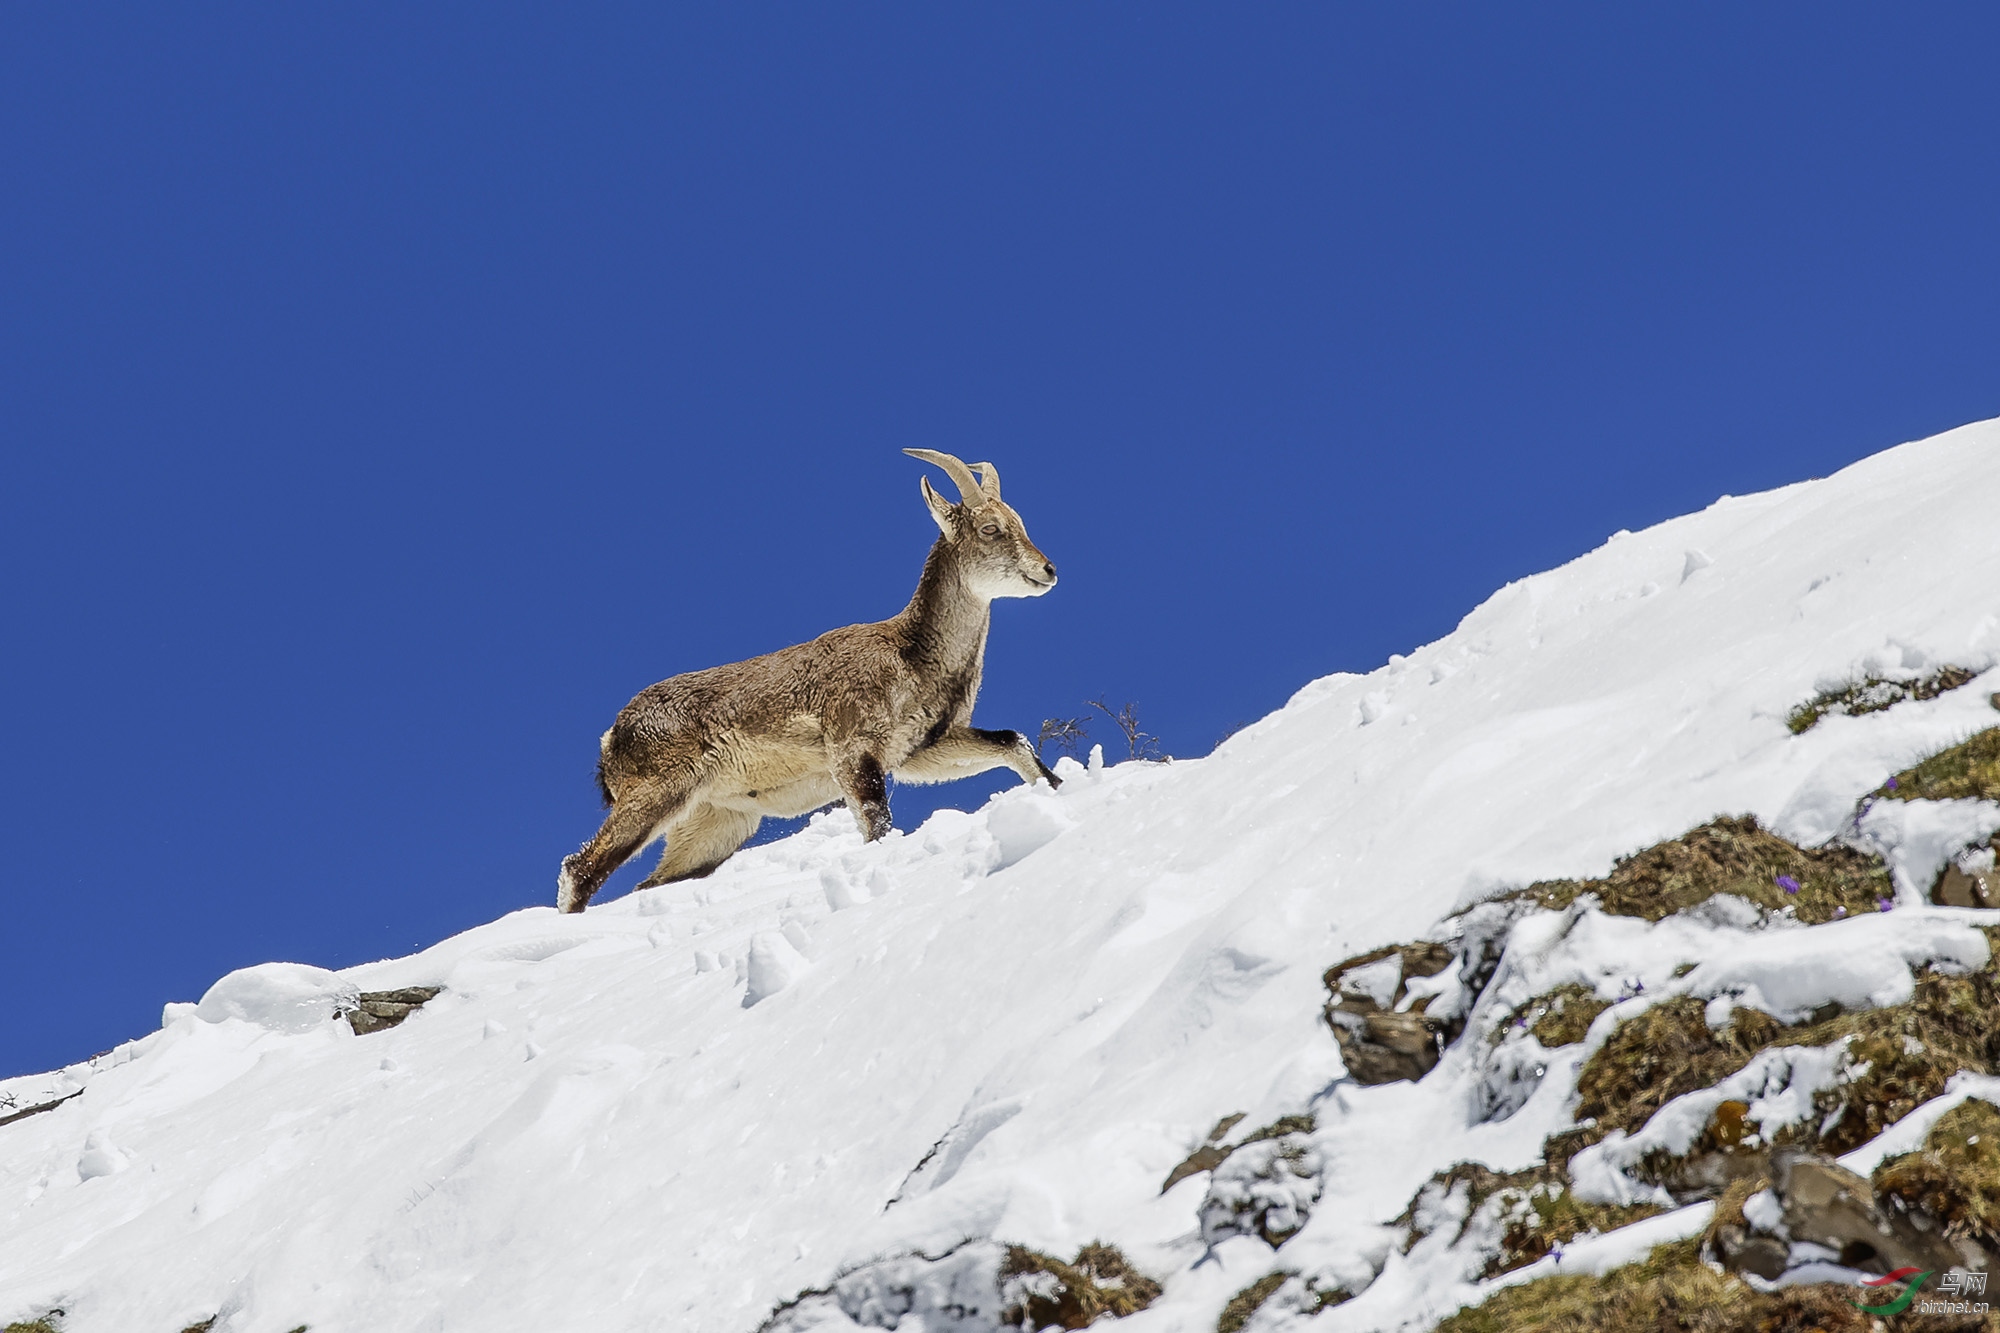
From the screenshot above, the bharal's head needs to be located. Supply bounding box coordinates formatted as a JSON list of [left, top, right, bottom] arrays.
[[904, 448, 1057, 600]]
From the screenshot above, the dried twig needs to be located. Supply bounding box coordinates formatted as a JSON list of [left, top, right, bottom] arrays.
[[1086, 697, 1163, 761], [1037, 714, 1091, 760]]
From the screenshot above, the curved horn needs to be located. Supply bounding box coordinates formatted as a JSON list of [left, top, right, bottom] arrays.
[[902, 448, 985, 507], [968, 461, 1000, 503]]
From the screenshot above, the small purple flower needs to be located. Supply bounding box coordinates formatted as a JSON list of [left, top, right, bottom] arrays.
[[1776, 875, 1801, 895], [1877, 898, 1894, 912], [1834, 905, 1847, 917], [1886, 776, 1899, 791]]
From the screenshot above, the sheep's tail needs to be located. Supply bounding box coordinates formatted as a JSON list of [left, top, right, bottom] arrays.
[[594, 727, 616, 808]]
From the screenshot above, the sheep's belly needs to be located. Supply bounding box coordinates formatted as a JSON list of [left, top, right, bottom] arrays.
[[707, 738, 841, 818]]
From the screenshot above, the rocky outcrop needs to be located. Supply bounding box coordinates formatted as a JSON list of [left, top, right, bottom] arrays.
[[1709, 1148, 1994, 1281], [342, 986, 442, 1036], [1932, 834, 1999, 909], [1322, 942, 1458, 1085]]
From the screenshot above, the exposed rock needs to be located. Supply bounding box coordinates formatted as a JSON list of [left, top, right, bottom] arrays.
[[1322, 941, 1457, 1084], [1773, 1150, 1978, 1276], [1348, 1010, 1443, 1084], [1726, 1233, 1789, 1281], [343, 986, 443, 1036], [1661, 1146, 1776, 1204], [1932, 835, 1999, 909]]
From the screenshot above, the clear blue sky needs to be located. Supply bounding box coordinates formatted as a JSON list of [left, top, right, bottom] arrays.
[[4, 6, 1996, 1078]]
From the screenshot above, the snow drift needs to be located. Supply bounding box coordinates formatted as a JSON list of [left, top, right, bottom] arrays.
[[3, 418, 1999, 1332]]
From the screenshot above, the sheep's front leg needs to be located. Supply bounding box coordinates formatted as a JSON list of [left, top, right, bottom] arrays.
[[833, 750, 893, 841], [893, 726, 1061, 789]]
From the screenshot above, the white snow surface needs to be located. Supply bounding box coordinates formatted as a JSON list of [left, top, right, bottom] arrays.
[[5, 420, 2000, 1332]]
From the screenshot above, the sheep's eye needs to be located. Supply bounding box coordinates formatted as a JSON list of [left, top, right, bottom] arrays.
[[979, 523, 1000, 537]]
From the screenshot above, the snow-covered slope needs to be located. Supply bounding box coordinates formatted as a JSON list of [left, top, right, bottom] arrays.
[[4, 420, 1999, 1333]]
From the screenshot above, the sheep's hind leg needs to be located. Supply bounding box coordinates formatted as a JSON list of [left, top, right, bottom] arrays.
[[637, 802, 760, 888], [558, 779, 689, 913]]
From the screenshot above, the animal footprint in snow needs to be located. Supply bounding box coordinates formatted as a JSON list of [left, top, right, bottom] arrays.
[[821, 867, 870, 911], [77, 1129, 131, 1181]]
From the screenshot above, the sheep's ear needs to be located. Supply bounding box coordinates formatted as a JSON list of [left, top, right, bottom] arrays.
[[919, 475, 957, 535]]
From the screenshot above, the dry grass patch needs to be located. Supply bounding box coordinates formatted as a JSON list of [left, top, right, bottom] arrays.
[[1486, 1178, 1664, 1276], [1404, 1161, 1664, 1277], [1705, 1176, 1762, 1242], [1213, 1271, 1347, 1333], [1571, 950, 2000, 1192], [1197, 1115, 1321, 1247], [1703, 1175, 1794, 1281], [1237, 1114, 1315, 1147], [1878, 726, 2000, 804], [1216, 1273, 1288, 1333], [1503, 816, 1891, 925], [1786, 665, 1981, 735], [1575, 998, 1786, 1142], [1163, 1113, 1313, 1195], [999, 1243, 1160, 1329], [1433, 1236, 1993, 1332], [1161, 1112, 1246, 1193], [1803, 963, 2000, 1153], [1430, 1238, 1743, 1332], [1500, 985, 1611, 1049], [1873, 1096, 2000, 1255]]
